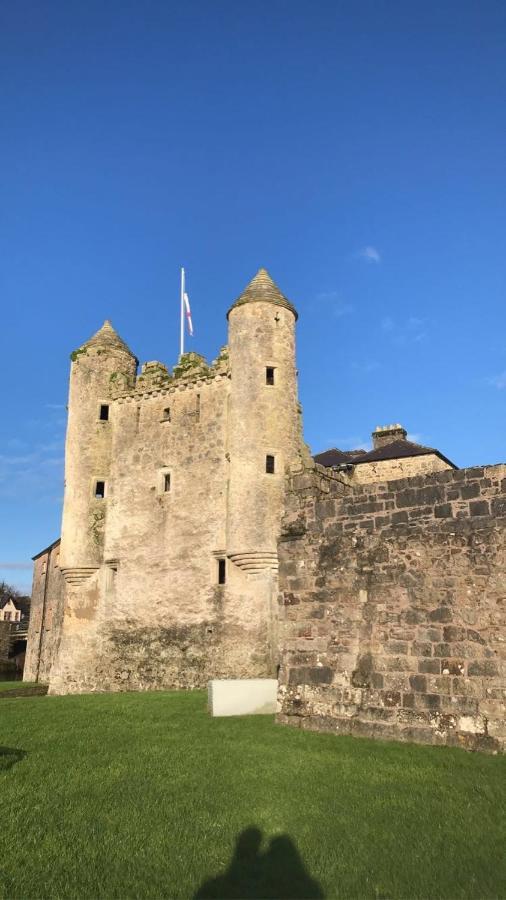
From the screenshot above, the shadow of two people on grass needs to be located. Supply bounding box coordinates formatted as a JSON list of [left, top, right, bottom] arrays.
[[195, 826, 324, 899]]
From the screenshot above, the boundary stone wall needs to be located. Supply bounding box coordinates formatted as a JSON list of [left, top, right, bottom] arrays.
[[0, 621, 10, 664], [277, 463, 506, 752]]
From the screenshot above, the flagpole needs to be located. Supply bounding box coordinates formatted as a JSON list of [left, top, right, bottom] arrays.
[[180, 267, 185, 359]]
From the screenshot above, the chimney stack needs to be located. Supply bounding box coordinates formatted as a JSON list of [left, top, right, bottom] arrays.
[[372, 424, 407, 450]]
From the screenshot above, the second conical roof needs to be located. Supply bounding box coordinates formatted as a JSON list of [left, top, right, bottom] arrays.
[[227, 268, 298, 319]]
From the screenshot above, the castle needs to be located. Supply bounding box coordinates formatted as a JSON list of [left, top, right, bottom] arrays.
[[25, 269, 506, 752]]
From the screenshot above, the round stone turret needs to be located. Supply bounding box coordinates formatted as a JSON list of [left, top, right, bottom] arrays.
[[60, 321, 138, 579], [226, 268, 301, 572]]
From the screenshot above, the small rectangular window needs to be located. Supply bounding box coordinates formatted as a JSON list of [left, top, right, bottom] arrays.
[[162, 407, 171, 422], [4, 611, 11, 622], [164, 473, 171, 493], [95, 480, 106, 499], [266, 367, 275, 385], [266, 454, 275, 474], [99, 404, 109, 421], [106, 566, 118, 591], [218, 558, 226, 585]]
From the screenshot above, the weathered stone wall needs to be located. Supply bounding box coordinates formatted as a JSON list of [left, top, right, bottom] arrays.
[[277, 463, 506, 752], [349, 452, 452, 484], [24, 541, 64, 683], [50, 369, 282, 693]]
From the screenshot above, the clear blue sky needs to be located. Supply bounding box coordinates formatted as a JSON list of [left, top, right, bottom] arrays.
[[1, 0, 505, 592]]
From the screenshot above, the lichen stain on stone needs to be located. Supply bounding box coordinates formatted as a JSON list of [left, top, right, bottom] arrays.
[[351, 652, 374, 688]]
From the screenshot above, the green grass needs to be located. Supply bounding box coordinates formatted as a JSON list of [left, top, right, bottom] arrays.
[[0, 681, 38, 692], [1, 691, 505, 899]]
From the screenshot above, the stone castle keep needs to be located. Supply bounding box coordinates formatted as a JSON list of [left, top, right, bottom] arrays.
[[26, 269, 506, 752]]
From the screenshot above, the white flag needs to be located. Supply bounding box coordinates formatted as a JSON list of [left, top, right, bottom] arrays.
[[183, 292, 193, 336]]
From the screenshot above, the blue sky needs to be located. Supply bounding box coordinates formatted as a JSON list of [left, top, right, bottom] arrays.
[[1, 0, 505, 592]]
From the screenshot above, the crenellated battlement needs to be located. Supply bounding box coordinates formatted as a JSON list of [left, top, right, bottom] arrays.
[[109, 347, 230, 400]]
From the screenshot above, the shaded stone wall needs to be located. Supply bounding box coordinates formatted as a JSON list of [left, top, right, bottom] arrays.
[[349, 452, 452, 484], [277, 463, 506, 752], [24, 541, 64, 682]]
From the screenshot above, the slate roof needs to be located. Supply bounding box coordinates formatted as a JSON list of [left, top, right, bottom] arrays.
[[32, 538, 61, 561], [313, 448, 365, 467], [314, 440, 457, 470], [80, 320, 138, 361], [15, 596, 31, 618], [227, 268, 298, 320]]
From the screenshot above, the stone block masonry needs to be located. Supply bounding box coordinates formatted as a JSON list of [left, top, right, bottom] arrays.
[[277, 463, 506, 752], [24, 540, 63, 683]]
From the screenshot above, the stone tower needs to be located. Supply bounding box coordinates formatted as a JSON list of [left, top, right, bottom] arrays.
[[26, 270, 304, 694], [227, 269, 300, 573], [59, 321, 138, 584]]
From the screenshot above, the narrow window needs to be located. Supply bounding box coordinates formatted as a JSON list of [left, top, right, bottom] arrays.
[[218, 558, 226, 585], [4, 611, 11, 622], [162, 407, 171, 422], [95, 480, 106, 499], [195, 394, 201, 422], [266, 367, 275, 386], [266, 454, 275, 474], [106, 566, 118, 592], [99, 404, 109, 421], [163, 473, 171, 493]]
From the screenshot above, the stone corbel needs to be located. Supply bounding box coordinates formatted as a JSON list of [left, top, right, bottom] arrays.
[[60, 567, 100, 585]]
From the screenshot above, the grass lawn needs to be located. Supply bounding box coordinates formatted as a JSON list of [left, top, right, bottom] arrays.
[[1, 691, 505, 899]]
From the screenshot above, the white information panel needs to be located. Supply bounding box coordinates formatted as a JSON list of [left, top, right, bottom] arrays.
[[208, 679, 278, 717]]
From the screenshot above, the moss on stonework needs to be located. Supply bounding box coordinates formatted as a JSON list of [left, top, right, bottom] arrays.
[[90, 508, 106, 546], [211, 345, 229, 369], [70, 347, 88, 362], [173, 352, 209, 380], [137, 374, 173, 387], [136, 361, 173, 388]]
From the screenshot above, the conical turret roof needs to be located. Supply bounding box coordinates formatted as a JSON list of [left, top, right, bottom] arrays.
[[227, 268, 298, 320], [81, 320, 137, 359]]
